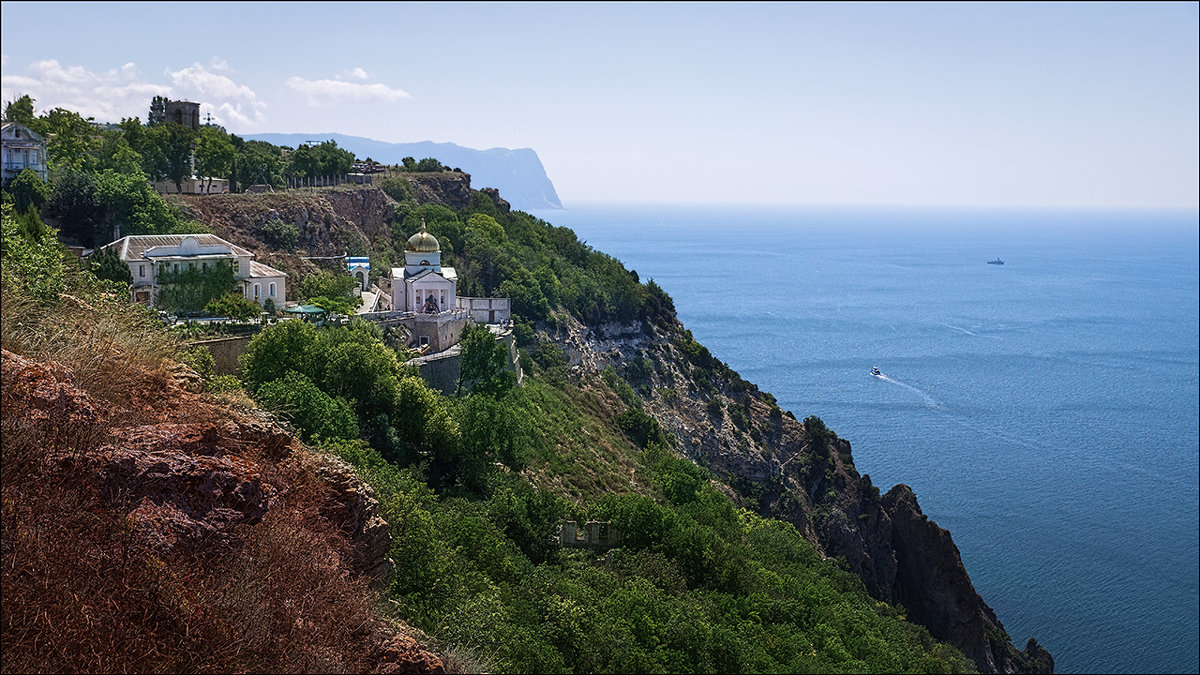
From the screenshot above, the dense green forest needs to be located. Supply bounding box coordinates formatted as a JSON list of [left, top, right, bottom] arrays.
[[0, 97, 977, 672]]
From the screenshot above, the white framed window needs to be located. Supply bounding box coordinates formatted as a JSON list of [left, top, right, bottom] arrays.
[[253, 283, 261, 300], [269, 282, 276, 298], [139, 264, 145, 278]]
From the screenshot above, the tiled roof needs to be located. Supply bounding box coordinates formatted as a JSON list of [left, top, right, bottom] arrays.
[[101, 234, 253, 262]]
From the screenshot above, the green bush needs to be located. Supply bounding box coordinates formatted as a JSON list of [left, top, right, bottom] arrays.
[[617, 407, 667, 449], [257, 372, 359, 441], [204, 292, 261, 321], [261, 218, 300, 251]]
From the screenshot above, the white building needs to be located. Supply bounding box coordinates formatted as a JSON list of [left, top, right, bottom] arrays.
[[100, 234, 286, 308], [376, 222, 512, 351], [1, 122, 48, 187], [384, 223, 459, 314], [347, 256, 371, 291]]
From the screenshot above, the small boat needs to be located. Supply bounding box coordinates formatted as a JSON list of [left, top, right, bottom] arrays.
[[987, 258, 1004, 265], [870, 366, 883, 378]]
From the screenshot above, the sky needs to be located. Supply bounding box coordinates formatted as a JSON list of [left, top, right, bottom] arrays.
[[1, 1, 1197, 208]]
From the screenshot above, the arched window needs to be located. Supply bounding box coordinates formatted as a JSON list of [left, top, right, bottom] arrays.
[[269, 282, 276, 298], [253, 283, 261, 300]]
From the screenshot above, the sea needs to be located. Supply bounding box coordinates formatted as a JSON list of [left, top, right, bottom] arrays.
[[529, 203, 1200, 675]]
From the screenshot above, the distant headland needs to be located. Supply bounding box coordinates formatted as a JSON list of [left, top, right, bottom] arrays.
[[244, 132, 562, 211]]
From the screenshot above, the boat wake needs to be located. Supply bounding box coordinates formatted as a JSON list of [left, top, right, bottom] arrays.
[[942, 323, 1000, 339], [872, 372, 944, 410]]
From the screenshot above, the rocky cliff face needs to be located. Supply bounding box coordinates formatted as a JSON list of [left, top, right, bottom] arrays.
[[545, 316, 1053, 674], [178, 181, 475, 299], [0, 348, 446, 673]]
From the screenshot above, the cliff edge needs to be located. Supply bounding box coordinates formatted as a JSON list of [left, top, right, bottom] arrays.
[[547, 316, 1053, 674]]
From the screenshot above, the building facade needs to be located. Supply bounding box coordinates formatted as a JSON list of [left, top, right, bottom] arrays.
[[149, 98, 201, 130], [347, 256, 371, 291], [100, 234, 286, 308], [1, 122, 48, 187]]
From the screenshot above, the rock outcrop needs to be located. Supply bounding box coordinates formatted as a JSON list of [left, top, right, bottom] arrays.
[[403, 171, 473, 211], [1, 348, 445, 673], [541, 315, 1053, 673]]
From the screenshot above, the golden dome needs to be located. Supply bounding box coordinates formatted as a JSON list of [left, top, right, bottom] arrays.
[[406, 222, 440, 253]]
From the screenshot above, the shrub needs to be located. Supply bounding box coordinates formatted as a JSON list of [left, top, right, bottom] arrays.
[[204, 292, 261, 321], [617, 407, 667, 449], [87, 246, 132, 284], [300, 271, 359, 302], [256, 372, 359, 441], [261, 218, 300, 251]]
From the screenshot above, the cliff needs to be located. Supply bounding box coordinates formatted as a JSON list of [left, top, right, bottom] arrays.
[[0, 347, 446, 673], [546, 316, 1053, 674], [162, 182, 1051, 673]]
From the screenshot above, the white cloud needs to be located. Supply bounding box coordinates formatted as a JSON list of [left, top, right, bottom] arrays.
[[167, 61, 266, 125], [342, 67, 370, 81], [0, 58, 267, 130], [286, 75, 410, 106]]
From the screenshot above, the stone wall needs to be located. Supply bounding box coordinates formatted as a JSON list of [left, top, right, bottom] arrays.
[[455, 296, 511, 324], [188, 335, 254, 375], [408, 314, 468, 352], [410, 347, 461, 396]]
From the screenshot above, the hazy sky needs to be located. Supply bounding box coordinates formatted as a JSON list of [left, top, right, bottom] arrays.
[[2, 2, 1197, 208]]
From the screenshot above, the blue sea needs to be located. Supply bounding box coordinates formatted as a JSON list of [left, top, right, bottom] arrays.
[[530, 203, 1200, 675]]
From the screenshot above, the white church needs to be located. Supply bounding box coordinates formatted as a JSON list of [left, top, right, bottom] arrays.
[[377, 222, 510, 351]]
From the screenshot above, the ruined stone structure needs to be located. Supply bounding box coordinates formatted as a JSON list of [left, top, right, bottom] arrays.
[[149, 97, 201, 130], [557, 521, 622, 551]]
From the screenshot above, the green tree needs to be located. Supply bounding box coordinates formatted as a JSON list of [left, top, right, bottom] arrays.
[[0, 203, 66, 303], [400, 156, 417, 171], [378, 175, 414, 203], [37, 107, 101, 174], [307, 295, 357, 316], [194, 126, 235, 193], [96, 132, 145, 175], [155, 260, 238, 313], [235, 140, 286, 189], [87, 246, 132, 284], [256, 372, 359, 442], [143, 122, 196, 192], [261, 218, 300, 250], [6, 169, 50, 214], [415, 157, 444, 172], [456, 323, 515, 397], [300, 270, 360, 301], [3, 94, 36, 126], [287, 140, 353, 180], [238, 318, 320, 392], [48, 168, 104, 244], [204, 292, 262, 321]]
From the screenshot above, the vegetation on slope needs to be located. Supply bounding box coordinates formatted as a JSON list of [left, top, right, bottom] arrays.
[[1, 96, 980, 672], [223, 193, 976, 673], [0, 204, 445, 673]]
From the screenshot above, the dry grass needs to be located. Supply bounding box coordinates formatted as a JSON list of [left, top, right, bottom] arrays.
[[1, 280, 444, 673], [0, 284, 179, 404]]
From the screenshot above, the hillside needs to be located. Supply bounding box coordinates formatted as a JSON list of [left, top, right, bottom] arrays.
[[174, 182, 1054, 674], [245, 133, 563, 211], [0, 220, 448, 672]]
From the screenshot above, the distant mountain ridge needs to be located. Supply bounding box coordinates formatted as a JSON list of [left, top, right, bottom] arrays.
[[244, 132, 562, 211]]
